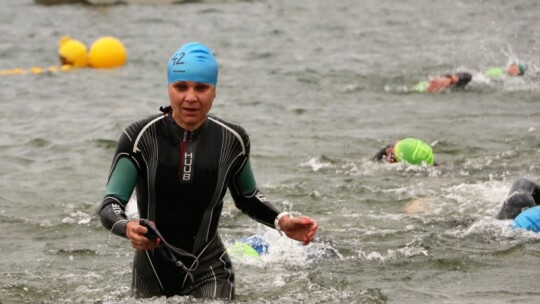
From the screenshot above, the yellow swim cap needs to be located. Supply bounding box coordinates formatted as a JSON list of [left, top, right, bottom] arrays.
[[58, 36, 88, 68], [88, 36, 127, 68]]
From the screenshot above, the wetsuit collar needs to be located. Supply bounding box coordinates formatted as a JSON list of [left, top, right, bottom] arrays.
[[166, 114, 208, 139]]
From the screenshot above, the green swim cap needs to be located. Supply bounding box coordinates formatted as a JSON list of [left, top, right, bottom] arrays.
[[394, 138, 434, 165], [518, 63, 527, 76], [484, 67, 504, 78]]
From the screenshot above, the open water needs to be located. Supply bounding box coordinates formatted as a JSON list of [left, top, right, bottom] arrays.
[[1, 0, 540, 303]]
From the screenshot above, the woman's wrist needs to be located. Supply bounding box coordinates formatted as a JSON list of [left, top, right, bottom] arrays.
[[274, 212, 291, 235]]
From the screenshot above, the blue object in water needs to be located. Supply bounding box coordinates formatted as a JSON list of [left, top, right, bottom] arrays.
[[240, 235, 269, 255], [512, 206, 540, 232]]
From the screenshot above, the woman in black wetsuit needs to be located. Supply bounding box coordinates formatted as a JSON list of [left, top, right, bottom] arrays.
[[97, 42, 318, 299]]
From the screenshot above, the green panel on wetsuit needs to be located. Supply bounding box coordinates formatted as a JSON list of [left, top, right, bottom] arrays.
[[411, 81, 429, 93], [236, 159, 257, 195], [105, 157, 138, 202], [484, 67, 504, 78]]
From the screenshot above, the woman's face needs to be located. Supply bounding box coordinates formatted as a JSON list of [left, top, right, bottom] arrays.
[[168, 81, 216, 130]]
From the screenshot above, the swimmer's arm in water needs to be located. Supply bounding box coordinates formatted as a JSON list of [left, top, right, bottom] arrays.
[[496, 178, 539, 220], [511, 178, 540, 204], [426, 72, 472, 93], [426, 75, 454, 93]]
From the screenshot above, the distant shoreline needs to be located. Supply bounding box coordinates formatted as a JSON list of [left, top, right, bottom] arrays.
[[36, 0, 238, 4]]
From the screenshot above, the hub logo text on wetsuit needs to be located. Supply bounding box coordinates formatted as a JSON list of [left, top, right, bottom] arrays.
[[255, 192, 268, 202], [181, 151, 193, 182]]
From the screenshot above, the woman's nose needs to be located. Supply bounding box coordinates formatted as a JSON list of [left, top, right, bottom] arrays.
[[184, 89, 197, 102]]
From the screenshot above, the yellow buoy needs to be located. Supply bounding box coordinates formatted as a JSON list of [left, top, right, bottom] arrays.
[[88, 36, 127, 68], [30, 66, 44, 74], [0, 68, 25, 75], [60, 64, 73, 71], [58, 36, 88, 68]]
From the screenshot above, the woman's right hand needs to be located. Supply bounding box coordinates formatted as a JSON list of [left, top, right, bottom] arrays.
[[126, 221, 158, 250]]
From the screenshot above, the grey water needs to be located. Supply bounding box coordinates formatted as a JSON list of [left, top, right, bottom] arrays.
[[1, 0, 540, 303]]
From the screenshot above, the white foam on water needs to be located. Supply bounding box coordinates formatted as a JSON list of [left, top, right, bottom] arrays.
[[60, 203, 93, 225], [125, 196, 139, 220], [227, 227, 343, 268], [357, 240, 429, 263], [299, 156, 333, 172]]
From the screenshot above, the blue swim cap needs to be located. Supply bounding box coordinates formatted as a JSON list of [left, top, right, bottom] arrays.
[[167, 42, 218, 86], [512, 206, 540, 232]]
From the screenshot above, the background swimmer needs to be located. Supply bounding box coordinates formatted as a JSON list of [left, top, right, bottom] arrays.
[[373, 137, 436, 166], [484, 62, 527, 78], [496, 178, 540, 232], [497, 178, 540, 219], [411, 62, 526, 93], [412, 72, 472, 93]]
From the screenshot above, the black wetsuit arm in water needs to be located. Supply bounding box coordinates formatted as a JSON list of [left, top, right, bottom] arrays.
[[497, 178, 540, 219], [442, 72, 472, 88]]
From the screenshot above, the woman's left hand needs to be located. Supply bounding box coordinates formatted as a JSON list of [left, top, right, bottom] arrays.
[[279, 215, 318, 245]]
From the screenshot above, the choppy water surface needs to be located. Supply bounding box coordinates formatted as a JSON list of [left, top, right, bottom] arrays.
[[1, 0, 540, 303]]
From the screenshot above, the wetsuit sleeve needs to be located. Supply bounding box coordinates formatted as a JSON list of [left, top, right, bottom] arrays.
[[510, 178, 540, 203], [496, 178, 538, 219], [229, 158, 280, 229], [97, 131, 140, 238]]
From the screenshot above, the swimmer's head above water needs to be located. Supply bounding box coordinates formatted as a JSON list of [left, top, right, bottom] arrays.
[[506, 62, 527, 76], [484, 62, 527, 78], [373, 138, 436, 166], [496, 192, 536, 220]]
